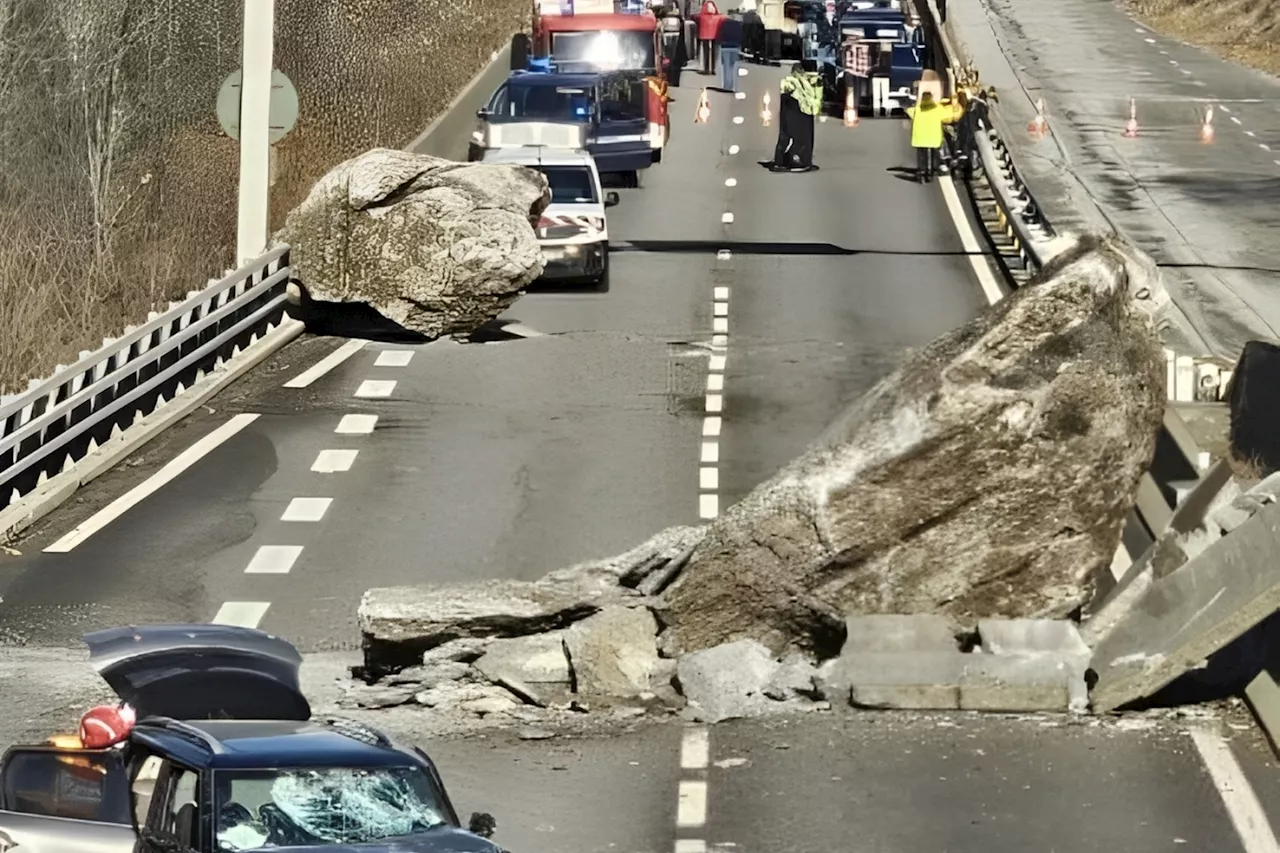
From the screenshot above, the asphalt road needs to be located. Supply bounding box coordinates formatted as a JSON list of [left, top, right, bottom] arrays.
[[946, 0, 1280, 360], [0, 51, 1274, 853]]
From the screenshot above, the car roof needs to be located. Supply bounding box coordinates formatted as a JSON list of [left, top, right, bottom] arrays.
[[508, 71, 604, 88], [482, 146, 595, 168], [131, 718, 421, 770]]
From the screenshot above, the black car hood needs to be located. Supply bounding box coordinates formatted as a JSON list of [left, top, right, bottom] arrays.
[[258, 826, 503, 853], [84, 624, 311, 721]]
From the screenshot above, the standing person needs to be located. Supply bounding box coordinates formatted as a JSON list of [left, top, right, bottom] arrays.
[[697, 0, 723, 75], [717, 13, 743, 91], [769, 62, 823, 171], [954, 85, 994, 179], [906, 90, 946, 182], [661, 0, 688, 86]]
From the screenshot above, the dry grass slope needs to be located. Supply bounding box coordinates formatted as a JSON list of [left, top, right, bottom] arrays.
[[0, 0, 526, 394], [1128, 0, 1280, 75]]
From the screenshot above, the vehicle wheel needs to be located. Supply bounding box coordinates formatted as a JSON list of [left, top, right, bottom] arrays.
[[593, 253, 611, 292], [652, 149, 663, 164]]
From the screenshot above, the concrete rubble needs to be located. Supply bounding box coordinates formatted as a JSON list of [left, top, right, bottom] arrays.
[[275, 148, 549, 337]]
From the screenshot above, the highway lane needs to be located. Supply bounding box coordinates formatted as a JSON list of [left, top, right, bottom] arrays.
[[946, 0, 1280, 360]]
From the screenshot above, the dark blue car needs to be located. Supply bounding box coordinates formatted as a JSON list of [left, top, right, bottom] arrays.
[[468, 70, 654, 184], [0, 624, 507, 853]]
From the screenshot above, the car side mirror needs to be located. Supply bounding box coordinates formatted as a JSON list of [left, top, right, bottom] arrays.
[[476, 108, 488, 118], [468, 812, 497, 838], [604, 192, 621, 208]]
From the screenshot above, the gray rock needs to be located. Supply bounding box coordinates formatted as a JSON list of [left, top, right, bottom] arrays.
[[978, 619, 1090, 656], [958, 652, 1076, 712], [459, 693, 521, 716], [843, 614, 960, 653], [518, 727, 557, 741], [676, 639, 778, 723], [415, 683, 513, 709], [350, 686, 417, 709], [422, 638, 492, 665], [763, 653, 820, 701], [653, 233, 1166, 656], [360, 576, 636, 674], [474, 632, 571, 685], [386, 660, 475, 688], [276, 148, 549, 337], [564, 606, 661, 697], [821, 651, 967, 710]]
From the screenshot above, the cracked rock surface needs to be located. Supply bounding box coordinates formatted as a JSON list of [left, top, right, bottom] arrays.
[[275, 148, 550, 336]]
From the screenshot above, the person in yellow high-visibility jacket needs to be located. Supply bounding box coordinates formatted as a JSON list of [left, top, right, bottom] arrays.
[[905, 91, 948, 183]]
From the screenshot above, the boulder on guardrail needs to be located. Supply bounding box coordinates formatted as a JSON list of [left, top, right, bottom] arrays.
[[275, 148, 550, 338]]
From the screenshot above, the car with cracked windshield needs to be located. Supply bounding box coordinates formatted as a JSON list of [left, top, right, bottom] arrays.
[[0, 624, 507, 853]]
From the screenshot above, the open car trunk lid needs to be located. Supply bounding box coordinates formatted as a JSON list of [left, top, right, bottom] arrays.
[[84, 624, 311, 721]]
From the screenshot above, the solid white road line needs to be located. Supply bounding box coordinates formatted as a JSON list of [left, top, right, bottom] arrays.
[[312, 449, 359, 473], [245, 545, 303, 574], [374, 349, 415, 368], [1190, 728, 1280, 853], [937, 177, 1005, 306], [355, 379, 397, 398], [677, 781, 708, 828], [283, 340, 366, 388], [212, 601, 271, 629], [281, 497, 333, 522], [335, 414, 379, 434], [44, 413, 260, 553], [681, 728, 710, 769]]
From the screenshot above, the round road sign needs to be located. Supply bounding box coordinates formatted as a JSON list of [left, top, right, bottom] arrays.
[[216, 68, 299, 145]]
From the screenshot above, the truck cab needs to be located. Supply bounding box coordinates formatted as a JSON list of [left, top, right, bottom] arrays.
[[0, 625, 501, 853], [470, 70, 654, 184]]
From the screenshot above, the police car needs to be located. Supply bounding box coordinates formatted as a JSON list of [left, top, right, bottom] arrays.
[[480, 144, 619, 289]]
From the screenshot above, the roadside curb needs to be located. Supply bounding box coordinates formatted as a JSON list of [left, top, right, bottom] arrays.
[[0, 318, 305, 545]]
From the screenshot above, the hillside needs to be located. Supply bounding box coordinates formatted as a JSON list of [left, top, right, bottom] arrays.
[[0, 0, 525, 392], [1129, 0, 1280, 75]]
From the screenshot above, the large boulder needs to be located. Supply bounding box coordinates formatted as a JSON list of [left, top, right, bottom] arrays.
[[275, 148, 549, 336], [656, 232, 1168, 656]]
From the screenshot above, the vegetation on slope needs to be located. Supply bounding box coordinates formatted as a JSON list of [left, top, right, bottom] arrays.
[[0, 0, 525, 392], [1128, 0, 1280, 76]]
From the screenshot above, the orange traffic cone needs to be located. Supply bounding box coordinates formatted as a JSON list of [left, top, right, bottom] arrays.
[[695, 88, 710, 124], [843, 87, 859, 127], [1027, 97, 1047, 140], [1123, 97, 1138, 138], [1200, 105, 1215, 143], [760, 91, 773, 126]]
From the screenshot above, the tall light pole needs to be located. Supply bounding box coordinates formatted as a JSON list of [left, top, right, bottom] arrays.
[[236, 0, 276, 267]]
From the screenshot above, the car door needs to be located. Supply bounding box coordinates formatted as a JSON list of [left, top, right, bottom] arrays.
[[0, 747, 136, 853]]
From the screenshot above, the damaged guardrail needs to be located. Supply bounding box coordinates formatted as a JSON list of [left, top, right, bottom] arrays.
[[0, 247, 296, 519]]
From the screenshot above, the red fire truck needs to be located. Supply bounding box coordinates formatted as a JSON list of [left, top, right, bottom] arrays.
[[520, 1, 670, 163]]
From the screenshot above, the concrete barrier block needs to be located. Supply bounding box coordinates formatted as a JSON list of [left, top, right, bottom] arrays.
[[842, 614, 960, 653], [977, 618, 1089, 656], [822, 651, 967, 710], [959, 652, 1074, 712]]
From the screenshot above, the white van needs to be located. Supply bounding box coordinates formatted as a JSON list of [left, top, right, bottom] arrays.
[[481, 146, 619, 289]]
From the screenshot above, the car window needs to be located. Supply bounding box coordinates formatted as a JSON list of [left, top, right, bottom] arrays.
[[488, 84, 509, 116], [0, 748, 130, 824], [539, 166, 598, 204], [212, 766, 449, 850], [155, 763, 200, 849], [130, 753, 164, 827]]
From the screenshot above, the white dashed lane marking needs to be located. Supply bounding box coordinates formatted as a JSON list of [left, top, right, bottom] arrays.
[[212, 601, 271, 629], [245, 545, 303, 574], [312, 449, 358, 472], [1232, 116, 1243, 125], [725, 178, 737, 187], [374, 349, 415, 367], [355, 379, 397, 398], [282, 340, 366, 388], [43, 413, 261, 553], [336, 414, 379, 434], [728, 144, 740, 154], [281, 497, 333, 522], [721, 212, 734, 223]]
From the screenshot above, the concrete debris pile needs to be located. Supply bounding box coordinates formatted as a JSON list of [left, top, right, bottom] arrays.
[[275, 148, 550, 337], [350, 232, 1186, 723]]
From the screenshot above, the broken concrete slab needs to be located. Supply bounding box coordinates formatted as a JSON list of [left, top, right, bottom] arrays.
[[978, 619, 1089, 657], [563, 606, 661, 697], [676, 639, 779, 723], [959, 653, 1075, 712], [1090, 497, 1280, 713], [473, 632, 571, 685], [359, 577, 637, 675], [821, 651, 967, 710], [844, 614, 961, 653]]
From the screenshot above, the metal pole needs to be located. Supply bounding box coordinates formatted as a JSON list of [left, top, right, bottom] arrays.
[[236, 0, 276, 267]]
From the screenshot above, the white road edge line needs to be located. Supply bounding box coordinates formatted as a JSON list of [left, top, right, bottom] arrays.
[[1190, 727, 1280, 853], [283, 340, 366, 388], [44, 413, 261, 553], [212, 602, 271, 629], [936, 179, 1005, 305]]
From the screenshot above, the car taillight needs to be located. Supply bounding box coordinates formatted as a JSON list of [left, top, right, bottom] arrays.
[[537, 216, 556, 229]]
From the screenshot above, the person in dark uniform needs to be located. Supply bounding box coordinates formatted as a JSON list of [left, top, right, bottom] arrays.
[[511, 32, 532, 71], [661, 1, 688, 86], [768, 63, 823, 171]]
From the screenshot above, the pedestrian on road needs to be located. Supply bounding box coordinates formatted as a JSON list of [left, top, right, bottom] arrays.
[[906, 90, 946, 183], [661, 0, 688, 86], [717, 14, 743, 91], [697, 0, 724, 75], [769, 62, 823, 172]]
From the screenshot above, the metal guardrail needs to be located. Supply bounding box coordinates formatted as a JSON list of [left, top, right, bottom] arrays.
[[0, 247, 293, 509]]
